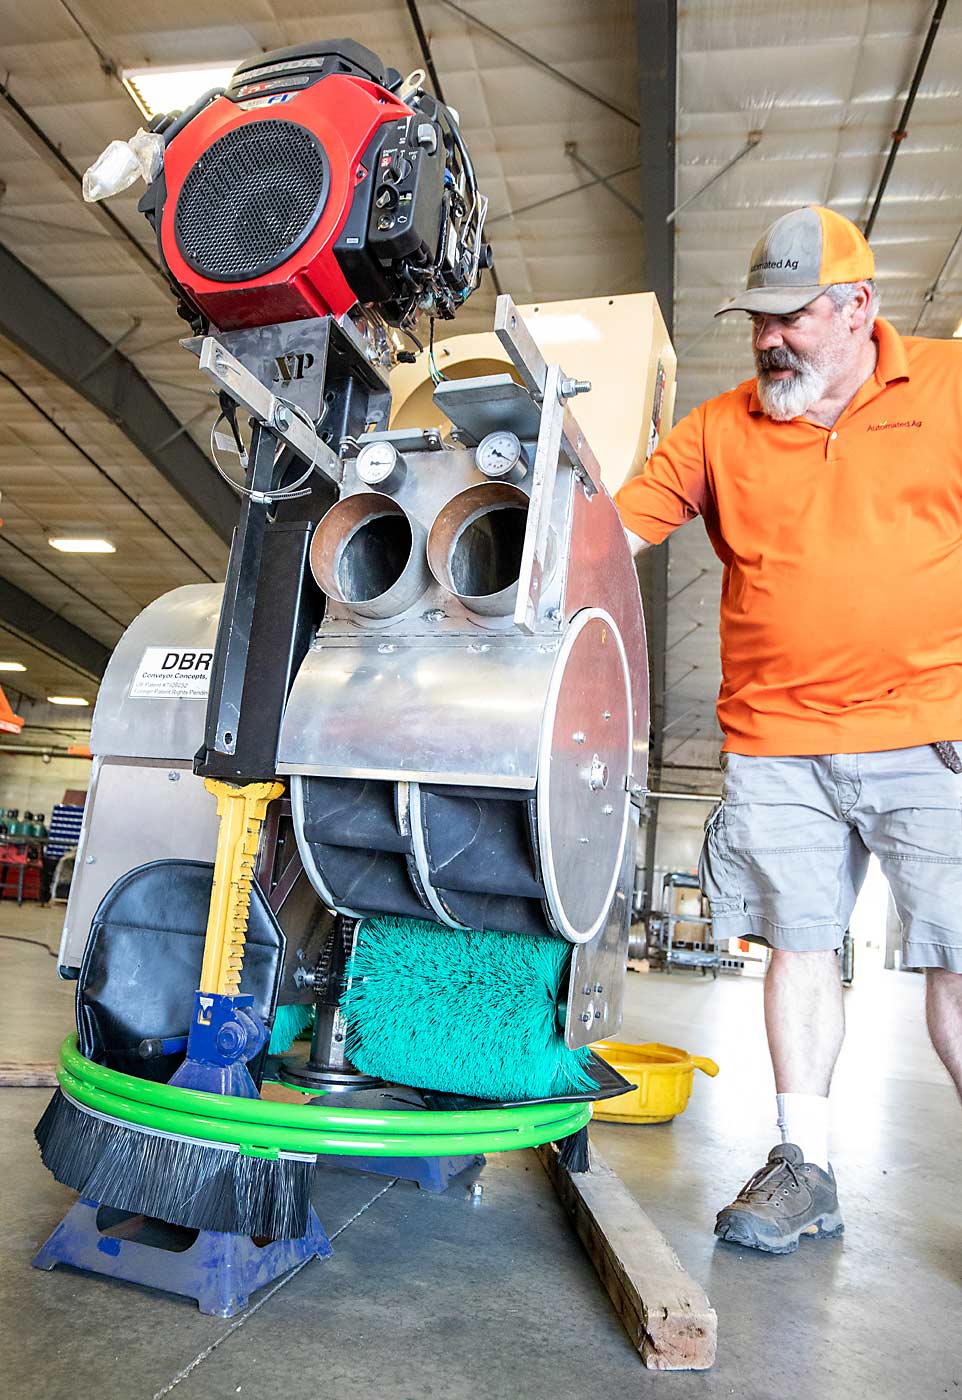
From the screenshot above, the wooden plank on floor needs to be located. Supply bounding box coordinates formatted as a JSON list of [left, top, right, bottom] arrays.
[[0, 1062, 58, 1087], [536, 1140, 717, 1371]]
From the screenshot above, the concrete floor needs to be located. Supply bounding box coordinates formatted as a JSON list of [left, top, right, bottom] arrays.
[[1, 904, 960, 1399]]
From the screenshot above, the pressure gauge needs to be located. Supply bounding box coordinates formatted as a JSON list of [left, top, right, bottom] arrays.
[[475, 430, 527, 482], [356, 440, 405, 491]]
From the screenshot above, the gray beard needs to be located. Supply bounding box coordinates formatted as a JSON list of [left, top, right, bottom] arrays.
[[756, 358, 830, 421]]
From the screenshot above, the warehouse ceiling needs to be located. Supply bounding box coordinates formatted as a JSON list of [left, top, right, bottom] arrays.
[[1, 2, 960, 793], [0, 0, 642, 707]]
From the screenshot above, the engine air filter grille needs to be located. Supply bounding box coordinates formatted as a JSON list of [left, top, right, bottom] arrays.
[[174, 119, 330, 282]]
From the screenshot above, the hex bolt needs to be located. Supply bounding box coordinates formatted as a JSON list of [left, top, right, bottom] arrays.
[[560, 376, 592, 399], [603, 803, 614, 816], [594, 1009, 602, 1019], [273, 404, 291, 431], [573, 731, 586, 745], [582, 984, 592, 996], [595, 983, 604, 994], [167, 771, 180, 782], [581, 1012, 592, 1024], [602, 710, 611, 721]]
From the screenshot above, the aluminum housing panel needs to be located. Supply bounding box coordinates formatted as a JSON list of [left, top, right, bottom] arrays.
[[278, 638, 558, 787], [564, 485, 649, 790], [565, 806, 638, 1048], [58, 757, 220, 969], [90, 583, 223, 761]]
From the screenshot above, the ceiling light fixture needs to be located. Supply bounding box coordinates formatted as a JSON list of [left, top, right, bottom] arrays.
[[122, 63, 239, 121], [0, 662, 26, 672], [47, 696, 90, 707], [48, 538, 116, 554]]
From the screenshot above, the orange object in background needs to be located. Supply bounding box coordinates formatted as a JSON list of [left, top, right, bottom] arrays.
[[0, 686, 23, 735]]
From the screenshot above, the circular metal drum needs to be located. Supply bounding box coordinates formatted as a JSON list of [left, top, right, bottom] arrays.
[[292, 609, 633, 948], [536, 609, 632, 943]]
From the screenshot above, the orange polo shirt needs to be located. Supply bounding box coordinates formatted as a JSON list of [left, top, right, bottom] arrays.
[[615, 318, 962, 755]]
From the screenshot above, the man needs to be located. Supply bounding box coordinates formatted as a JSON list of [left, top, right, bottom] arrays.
[[615, 204, 962, 1255]]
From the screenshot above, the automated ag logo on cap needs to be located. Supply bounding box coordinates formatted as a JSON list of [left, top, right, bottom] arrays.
[[129, 646, 213, 699], [751, 257, 801, 275]]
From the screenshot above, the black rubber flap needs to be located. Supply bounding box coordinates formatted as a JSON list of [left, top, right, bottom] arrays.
[[306, 1052, 632, 1114], [76, 859, 285, 1085]]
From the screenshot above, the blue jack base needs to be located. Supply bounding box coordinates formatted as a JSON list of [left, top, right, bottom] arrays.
[[32, 1198, 332, 1317], [316, 1152, 484, 1192]]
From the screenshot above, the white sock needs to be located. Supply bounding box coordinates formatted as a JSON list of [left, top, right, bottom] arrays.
[[776, 1092, 830, 1172]]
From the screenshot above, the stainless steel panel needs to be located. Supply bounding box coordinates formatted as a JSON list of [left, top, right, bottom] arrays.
[[90, 583, 223, 761], [278, 637, 557, 787], [58, 757, 220, 969], [564, 485, 650, 791], [433, 374, 542, 445], [537, 611, 632, 943], [565, 806, 638, 1048]]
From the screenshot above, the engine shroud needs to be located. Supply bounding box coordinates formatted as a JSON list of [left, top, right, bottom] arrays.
[[159, 71, 413, 329]]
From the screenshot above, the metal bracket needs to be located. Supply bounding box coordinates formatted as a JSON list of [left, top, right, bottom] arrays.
[[495, 294, 601, 496], [514, 362, 566, 634], [196, 337, 342, 485], [494, 293, 548, 397], [561, 403, 600, 496], [355, 426, 445, 453]]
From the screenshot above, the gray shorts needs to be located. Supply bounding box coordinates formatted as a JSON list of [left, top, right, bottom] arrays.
[[698, 745, 962, 971]]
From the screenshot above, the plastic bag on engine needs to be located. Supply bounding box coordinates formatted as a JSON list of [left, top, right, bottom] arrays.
[[82, 129, 164, 202]]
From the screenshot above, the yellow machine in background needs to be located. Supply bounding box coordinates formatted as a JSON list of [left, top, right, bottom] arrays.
[[389, 293, 677, 495]]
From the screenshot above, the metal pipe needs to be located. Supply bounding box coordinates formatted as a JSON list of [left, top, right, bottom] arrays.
[[487, 162, 640, 225], [437, 0, 640, 128], [0, 744, 90, 757], [912, 220, 962, 333], [863, 0, 948, 241], [405, 0, 447, 101], [666, 132, 762, 223], [0, 534, 128, 630], [565, 144, 643, 221], [0, 372, 216, 583], [647, 790, 719, 802], [0, 79, 166, 288]]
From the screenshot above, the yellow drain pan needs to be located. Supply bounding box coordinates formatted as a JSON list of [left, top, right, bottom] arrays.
[[590, 1041, 719, 1124]]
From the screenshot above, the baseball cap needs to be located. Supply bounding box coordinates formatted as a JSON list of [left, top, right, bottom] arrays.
[[715, 205, 875, 317]]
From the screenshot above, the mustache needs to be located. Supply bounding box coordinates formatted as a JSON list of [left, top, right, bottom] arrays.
[[755, 346, 805, 374]]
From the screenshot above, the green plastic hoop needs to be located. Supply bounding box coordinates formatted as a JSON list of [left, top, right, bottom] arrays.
[[56, 1036, 590, 1159]]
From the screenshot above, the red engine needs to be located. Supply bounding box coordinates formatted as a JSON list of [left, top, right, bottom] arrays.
[[141, 41, 489, 332]]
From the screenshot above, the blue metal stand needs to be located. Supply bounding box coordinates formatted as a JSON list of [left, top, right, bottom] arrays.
[[316, 1152, 484, 1192], [32, 1198, 332, 1317]]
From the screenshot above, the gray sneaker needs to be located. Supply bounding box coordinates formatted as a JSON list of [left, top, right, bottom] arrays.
[[714, 1143, 844, 1255]]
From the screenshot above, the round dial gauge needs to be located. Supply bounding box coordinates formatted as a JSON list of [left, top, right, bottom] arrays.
[[476, 430, 526, 480], [356, 440, 401, 486]]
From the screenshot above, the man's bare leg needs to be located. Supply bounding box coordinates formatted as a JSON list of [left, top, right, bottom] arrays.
[[715, 947, 845, 1250], [764, 948, 845, 1095], [925, 968, 962, 1101]]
